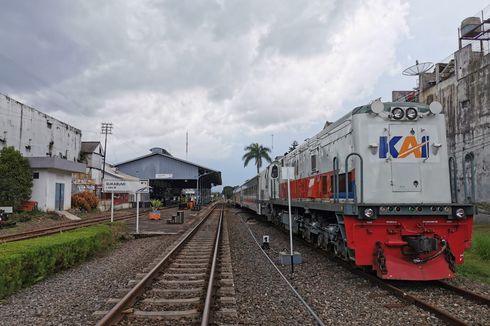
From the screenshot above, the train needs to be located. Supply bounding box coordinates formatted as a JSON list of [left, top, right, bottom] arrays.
[[233, 100, 474, 281]]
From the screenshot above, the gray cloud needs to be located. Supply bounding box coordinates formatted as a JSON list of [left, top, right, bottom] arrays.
[[0, 0, 411, 176]]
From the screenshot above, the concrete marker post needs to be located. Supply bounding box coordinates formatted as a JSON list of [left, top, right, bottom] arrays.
[[111, 192, 114, 223], [136, 192, 140, 234]]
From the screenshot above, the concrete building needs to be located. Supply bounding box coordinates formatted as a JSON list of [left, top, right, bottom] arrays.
[[393, 11, 490, 203], [0, 94, 81, 160], [0, 93, 86, 211], [73, 141, 104, 193], [115, 147, 222, 205]]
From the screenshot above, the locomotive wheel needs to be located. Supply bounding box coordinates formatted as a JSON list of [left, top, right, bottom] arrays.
[[316, 233, 324, 248]]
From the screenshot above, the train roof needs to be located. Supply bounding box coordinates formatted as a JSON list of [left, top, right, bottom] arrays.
[[352, 101, 430, 115], [288, 101, 430, 156]]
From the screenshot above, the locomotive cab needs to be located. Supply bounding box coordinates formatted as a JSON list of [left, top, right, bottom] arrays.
[[344, 101, 474, 280]]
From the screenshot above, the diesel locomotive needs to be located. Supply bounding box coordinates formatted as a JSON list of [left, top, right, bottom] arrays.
[[233, 100, 474, 281]]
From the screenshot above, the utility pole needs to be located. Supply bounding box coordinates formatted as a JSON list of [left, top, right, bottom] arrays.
[[101, 122, 113, 184]]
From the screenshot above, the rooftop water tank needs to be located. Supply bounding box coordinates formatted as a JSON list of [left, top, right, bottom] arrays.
[[461, 17, 482, 38]]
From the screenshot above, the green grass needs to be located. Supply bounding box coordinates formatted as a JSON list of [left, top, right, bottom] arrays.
[[0, 223, 124, 299], [457, 224, 490, 283]]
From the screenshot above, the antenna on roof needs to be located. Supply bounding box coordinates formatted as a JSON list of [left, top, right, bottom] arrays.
[[402, 60, 434, 76], [186, 131, 189, 160]]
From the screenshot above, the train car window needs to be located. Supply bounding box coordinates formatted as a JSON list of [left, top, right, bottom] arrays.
[[311, 154, 317, 172]]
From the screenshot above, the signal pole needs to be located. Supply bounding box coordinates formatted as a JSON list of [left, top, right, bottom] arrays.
[[101, 122, 113, 184]]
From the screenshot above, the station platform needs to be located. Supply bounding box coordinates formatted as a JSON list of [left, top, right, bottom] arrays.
[[125, 206, 210, 236]]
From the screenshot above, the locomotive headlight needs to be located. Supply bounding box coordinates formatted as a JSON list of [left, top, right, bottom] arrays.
[[391, 107, 404, 120], [455, 208, 465, 218], [364, 208, 375, 218], [406, 107, 418, 120]]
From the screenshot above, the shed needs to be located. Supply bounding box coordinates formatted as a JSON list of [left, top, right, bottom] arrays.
[[114, 148, 221, 205]]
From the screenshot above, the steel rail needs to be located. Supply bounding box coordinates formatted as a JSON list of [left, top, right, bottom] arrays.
[[247, 209, 475, 326], [0, 207, 170, 243], [351, 270, 470, 326], [96, 204, 217, 326], [436, 281, 490, 307], [201, 205, 223, 325], [237, 208, 485, 326]]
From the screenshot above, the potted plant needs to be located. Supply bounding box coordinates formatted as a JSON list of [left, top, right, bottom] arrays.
[[149, 199, 162, 220]]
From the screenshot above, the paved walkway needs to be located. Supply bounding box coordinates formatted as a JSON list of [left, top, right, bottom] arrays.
[[125, 206, 207, 235]]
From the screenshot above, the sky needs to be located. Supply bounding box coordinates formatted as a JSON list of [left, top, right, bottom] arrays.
[[0, 0, 488, 189]]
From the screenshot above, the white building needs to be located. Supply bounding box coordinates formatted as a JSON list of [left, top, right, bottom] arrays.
[[0, 94, 82, 160], [0, 93, 86, 211], [28, 157, 85, 211]]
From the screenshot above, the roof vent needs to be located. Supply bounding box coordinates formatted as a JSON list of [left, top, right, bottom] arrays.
[[150, 147, 172, 156]]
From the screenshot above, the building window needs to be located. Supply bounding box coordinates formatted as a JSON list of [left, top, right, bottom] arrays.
[[47, 121, 52, 129], [461, 100, 470, 110], [33, 172, 39, 179]]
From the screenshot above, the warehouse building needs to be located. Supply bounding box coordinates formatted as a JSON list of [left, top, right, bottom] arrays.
[[115, 147, 221, 205]]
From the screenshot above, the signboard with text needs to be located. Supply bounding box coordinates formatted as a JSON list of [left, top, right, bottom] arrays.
[[103, 180, 150, 193], [155, 173, 173, 179]]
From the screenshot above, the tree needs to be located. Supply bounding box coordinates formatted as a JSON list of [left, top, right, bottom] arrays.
[[288, 140, 299, 153], [242, 143, 272, 174], [222, 186, 236, 199], [0, 147, 33, 210]]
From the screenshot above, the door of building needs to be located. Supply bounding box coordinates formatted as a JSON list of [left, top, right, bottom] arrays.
[[55, 183, 65, 211]]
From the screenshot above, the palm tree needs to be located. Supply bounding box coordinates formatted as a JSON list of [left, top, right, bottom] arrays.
[[242, 143, 272, 174]]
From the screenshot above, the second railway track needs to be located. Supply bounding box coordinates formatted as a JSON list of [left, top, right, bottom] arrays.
[[0, 209, 154, 243]]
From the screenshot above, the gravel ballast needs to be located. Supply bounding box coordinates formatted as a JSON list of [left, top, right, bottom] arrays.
[[0, 234, 180, 326], [227, 209, 317, 325]]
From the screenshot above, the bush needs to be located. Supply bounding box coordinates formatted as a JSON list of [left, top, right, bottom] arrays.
[[0, 224, 119, 299], [71, 191, 99, 211], [473, 232, 490, 261]]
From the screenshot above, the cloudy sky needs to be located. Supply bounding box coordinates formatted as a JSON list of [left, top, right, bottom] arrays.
[[0, 0, 488, 188]]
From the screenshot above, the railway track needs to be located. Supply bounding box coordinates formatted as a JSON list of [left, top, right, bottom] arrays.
[[0, 209, 152, 243], [237, 208, 490, 325], [357, 271, 490, 326], [95, 204, 235, 325]]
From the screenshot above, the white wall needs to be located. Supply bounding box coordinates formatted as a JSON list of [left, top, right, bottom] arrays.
[[0, 94, 82, 161], [31, 169, 73, 211]]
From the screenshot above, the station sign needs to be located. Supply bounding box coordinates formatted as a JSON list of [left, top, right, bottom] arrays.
[[0, 206, 13, 213], [281, 167, 295, 180], [155, 173, 173, 179], [103, 179, 150, 193]]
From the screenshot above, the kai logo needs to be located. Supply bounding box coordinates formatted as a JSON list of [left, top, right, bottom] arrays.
[[379, 134, 430, 159]]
